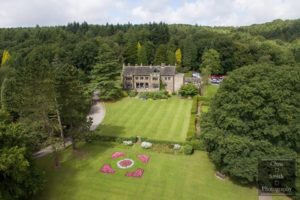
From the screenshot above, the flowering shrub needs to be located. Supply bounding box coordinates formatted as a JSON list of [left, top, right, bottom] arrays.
[[117, 159, 135, 169], [141, 141, 152, 149], [112, 152, 125, 159], [137, 155, 150, 163], [126, 168, 144, 178], [123, 140, 133, 146], [173, 144, 181, 150], [100, 164, 115, 174]]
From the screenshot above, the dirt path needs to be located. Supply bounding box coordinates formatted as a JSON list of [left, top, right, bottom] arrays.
[[87, 102, 106, 131]]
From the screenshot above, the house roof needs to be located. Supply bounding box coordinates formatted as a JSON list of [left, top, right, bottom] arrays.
[[123, 65, 176, 76]]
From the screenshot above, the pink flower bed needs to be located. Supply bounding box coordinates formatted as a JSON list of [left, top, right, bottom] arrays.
[[137, 154, 150, 163], [119, 159, 133, 167], [100, 164, 115, 174], [126, 168, 144, 178], [111, 152, 125, 159]]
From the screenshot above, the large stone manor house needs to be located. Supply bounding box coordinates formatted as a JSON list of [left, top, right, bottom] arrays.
[[122, 64, 200, 93]]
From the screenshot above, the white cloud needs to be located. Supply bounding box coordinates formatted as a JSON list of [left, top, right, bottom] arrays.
[[130, 0, 300, 26], [0, 0, 300, 27]]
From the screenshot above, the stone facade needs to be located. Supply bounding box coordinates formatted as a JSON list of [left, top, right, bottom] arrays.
[[122, 64, 179, 93]]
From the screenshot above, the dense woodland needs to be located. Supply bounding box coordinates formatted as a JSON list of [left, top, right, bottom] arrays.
[[0, 19, 300, 199]]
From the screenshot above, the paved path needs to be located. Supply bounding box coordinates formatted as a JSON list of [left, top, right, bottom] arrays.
[[87, 102, 106, 131], [33, 138, 72, 158], [33, 102, 106, 158]]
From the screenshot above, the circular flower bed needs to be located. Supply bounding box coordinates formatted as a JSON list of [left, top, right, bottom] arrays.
[[117, 158, 135, 169]]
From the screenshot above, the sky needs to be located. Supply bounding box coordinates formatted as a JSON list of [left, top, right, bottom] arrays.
[[0, 0, 300, 27]]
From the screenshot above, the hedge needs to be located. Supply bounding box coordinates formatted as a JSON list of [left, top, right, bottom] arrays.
[[146, 138, 185, 145], [139, 91, 169, 100], [85, 134, 137, 143], [197, 96, 211, 102], [186, 139, 206, 151], [186, 96, 198, 140], [86, 134, 184, 145]]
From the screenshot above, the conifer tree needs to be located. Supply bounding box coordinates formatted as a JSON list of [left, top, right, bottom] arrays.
[[137, 42, 148, 65], [54, 62, 90, 149], [154, 44, 167, 65], [89, 43, 122, 100], [182, 38, 197, 70]]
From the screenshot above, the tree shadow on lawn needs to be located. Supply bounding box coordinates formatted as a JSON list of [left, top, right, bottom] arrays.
[[38, 125, 125, 170], [95, 124, 127, 137]]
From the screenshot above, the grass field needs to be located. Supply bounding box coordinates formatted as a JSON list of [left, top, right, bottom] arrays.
[[200, 84, 219, 114], [96, 97, 192, 141], [205, 84, 219, 98], [34, 143, 289, 200]]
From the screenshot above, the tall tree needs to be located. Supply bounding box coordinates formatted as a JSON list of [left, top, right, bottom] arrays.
[[0, 112, 43, 200], [89, 43, 122, 100], [124, 39, 137, 64], [4, 46, 63, 167], [54, 62, 90, 149], [148, 22, 170, 45], [182, 37, 197, 71], [201, 64, 300, 184], [1, 50, 10, 66], [201, 49, 222, 74], [137, 42, 148, 65], [175, 48, 182, 66], [167, 49, 175, 65], [175, 48, 182, 71], [200, 66, 211, 96], [154, 44, 167, 65], [71, 40, 99, 72]]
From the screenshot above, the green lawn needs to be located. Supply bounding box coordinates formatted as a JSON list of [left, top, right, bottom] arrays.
[[202, 105, 209, 113], [200, 84, 219, 114], [205, 84, 219, 98], [34, 143, 289, 200], [96, 97, 192, 141]]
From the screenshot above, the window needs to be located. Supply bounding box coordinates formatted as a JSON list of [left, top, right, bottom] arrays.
[[153, 84, 159, 88], [153, 77, 158, 81], [140, 76, 144, 80], [164, 77, 168, 80], [135, 76, 138, 80], [125, 77, 132, 80], [136, 83, 140, 88], [140, 83, 144, 88], [145, 76, 149, 80], [168, 77, 171, 80], [145, 83, 149, 88], [126, 83, 132, 89]]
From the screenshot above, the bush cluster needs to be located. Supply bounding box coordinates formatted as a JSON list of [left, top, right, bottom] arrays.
[[179, 83, 198, 97], [139, 91, 169, 100], [128, 90, 138, 97], [183, 144, 194, 155]]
